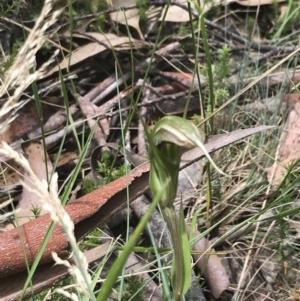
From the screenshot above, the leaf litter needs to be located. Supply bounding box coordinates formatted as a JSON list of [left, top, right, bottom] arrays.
[[0, 0, 300, 300]]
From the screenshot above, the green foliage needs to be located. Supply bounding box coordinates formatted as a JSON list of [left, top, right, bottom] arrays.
[[201, 45, 231, 113], [271, 0, 300, 39], [80, 228, 103, 250], [91, 0, 108, 13], [215, 46, 231, 83], [0, 0, 19, 17], [40, 42, 53, 55], [122, 275, 145, 301], [214, 88, 230, 108], [96, 14, 107, 32], [31, 205, 42, 218], [1, 41, 20, 74], [191, 114, 203, 125], [83, 178, 99, 194], [178, 24, 191, 36], [202, 46, 231, 84], [97, 151, 130, 185], [83, 151, 130, 194], [27, 276, 76, 301], [29, 11, 40, 21], [136, 0, 150, 22], [271, 0, 280, 23], [89, 1, 108, 31], [245, 16, 255, 39]]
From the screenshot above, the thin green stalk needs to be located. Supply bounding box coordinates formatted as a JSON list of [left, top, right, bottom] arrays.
[[183, 1, 201, 120], [115, 61, 131, 301], [96, 184, 166, 301], [31, 78, 49, 184], [59, 69, 82, 153], [199, 6, 214, 133], [162, 206, 186, 301]]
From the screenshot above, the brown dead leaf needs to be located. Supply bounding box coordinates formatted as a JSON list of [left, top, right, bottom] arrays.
[[109, 0, 144, 40], [159, 1, 193, 22], [0, 101, 58, 145], [266, 102, 300, 188], [0, 159, 23, 188], [265, 70, 300, 88], [45, 33, 149, 77], [235, 0, 285, 5], [282, 93, 300, 106], [155, 0, 224, 22], [189, 226, 229, 299], [49, 151, 78, 168], [8, 141, 53, 228]]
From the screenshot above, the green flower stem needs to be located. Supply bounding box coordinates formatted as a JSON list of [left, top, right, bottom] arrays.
[[162, 206, 185, 301]]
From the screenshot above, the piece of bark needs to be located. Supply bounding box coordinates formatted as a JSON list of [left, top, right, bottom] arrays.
[[0, 242, 112, 301], [0, 163, 150, 278]]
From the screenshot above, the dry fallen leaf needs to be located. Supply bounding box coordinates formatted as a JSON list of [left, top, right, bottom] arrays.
[[265, 102, 300, 188], [45, 33, 149, 77], [0, 101, 58, 145], [155, 0, 225, 22], [109, 0, 144, 39], [6, 141, 53, 229], [49, 151, 78, 168], [0, 159, 23, 188], [265, 70, 300, 87], [189, 226, 229, 299], [235, 0, 286, 5]]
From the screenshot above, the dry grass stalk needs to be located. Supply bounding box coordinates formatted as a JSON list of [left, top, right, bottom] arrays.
[[0, 0, 62, 133]]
